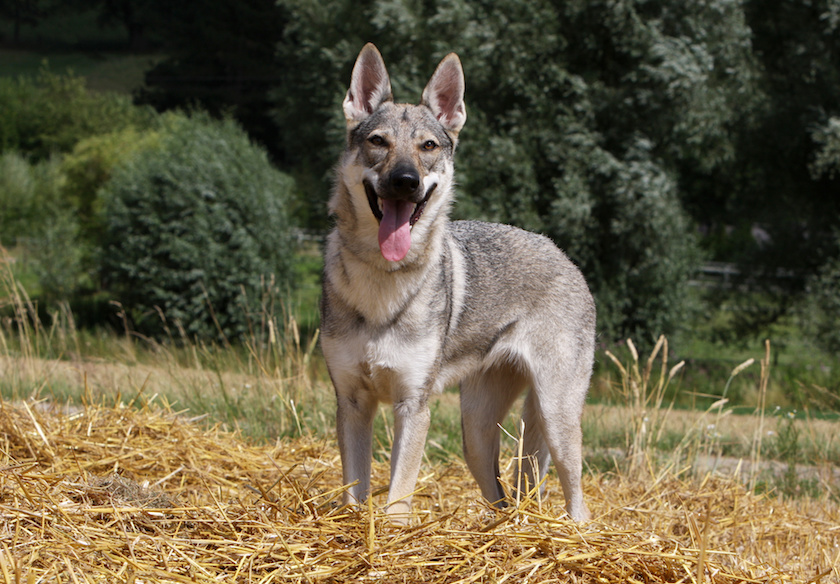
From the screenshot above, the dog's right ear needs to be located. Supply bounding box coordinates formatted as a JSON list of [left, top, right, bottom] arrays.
[[343, 43, 393, 126]]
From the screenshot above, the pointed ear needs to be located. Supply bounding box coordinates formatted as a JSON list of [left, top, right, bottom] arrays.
[[421, 53, 467, 135], [343, 43, 393, 125]]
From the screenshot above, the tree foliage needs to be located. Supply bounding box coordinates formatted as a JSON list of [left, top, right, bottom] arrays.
[[100, 114, 297, 341], [134, 0, 287, 157], [720, 0, 840, 281], [0, 67, 153, 159], [72, 0, 156, 49], [0, 0, 46, 43], [0, 152, 84, 302]]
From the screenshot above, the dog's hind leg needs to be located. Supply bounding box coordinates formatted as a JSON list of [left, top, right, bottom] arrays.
[[460, 364, 527, 507], [529, 361, 591, 521]]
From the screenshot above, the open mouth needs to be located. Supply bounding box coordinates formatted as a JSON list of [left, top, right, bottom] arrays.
[[364, 180, 437, 227], [363, 180, 437, 262]]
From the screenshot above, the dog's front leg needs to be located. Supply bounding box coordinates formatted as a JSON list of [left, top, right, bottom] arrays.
[[385, 395, 431, 524], [336, 389, 378, 508]]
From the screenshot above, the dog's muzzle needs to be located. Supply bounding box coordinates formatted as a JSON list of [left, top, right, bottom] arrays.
[[364, 179, 437, 227]]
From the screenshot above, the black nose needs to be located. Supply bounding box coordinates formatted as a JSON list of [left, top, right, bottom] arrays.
[[390, 169, 420, 196]]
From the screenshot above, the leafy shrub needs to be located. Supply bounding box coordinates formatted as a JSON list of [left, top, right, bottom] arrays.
[[554, 142, 702, 345], [0, 152, 49, 245], [0, 67, 154, 159], [458, 129, 702, 345], [61, 125, 164, 247], [0, 152, 86, 301], [800, 244, 840, 353], [26, 210, 87, 303], [101, 113, 297, 341]]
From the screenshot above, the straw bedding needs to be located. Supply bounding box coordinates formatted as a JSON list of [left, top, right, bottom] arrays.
[[1, 401, 837, 583]]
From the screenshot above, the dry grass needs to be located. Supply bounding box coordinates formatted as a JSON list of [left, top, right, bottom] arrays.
[[1, 400, 838, 583]]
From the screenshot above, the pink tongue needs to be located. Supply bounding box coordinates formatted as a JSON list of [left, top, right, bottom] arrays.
[[378, 199, 414, 262]]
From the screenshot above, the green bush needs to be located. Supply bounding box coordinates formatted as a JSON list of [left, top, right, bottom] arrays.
[[101, 113, 297, 341], [0, 152, 51, 245], [800, 244, 840, 353], [61, 126, 164, 247], [26, 210, 87, 303], [0, 67, 154, 159], [0, 153, 67, 245], [554, 142, 702, 345], [0, 152, 87, 302], [457, 131, 702, 345]]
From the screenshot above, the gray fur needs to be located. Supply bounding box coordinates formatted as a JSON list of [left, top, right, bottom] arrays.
[[321, 43, 596, 523]]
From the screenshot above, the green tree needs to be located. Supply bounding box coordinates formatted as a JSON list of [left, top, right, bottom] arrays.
[[273, 0, 379, 227], [60, 125, 162, 244], [685, 0, 840, 338], [0, 68, 154, 159], [100, 114, 297, 341], [0, 0, 46, 43], [62, 0, 157, 48], [130, 0, 840, 346], [0, 152, 84, 303], [811, 116, 840, 180], [134, 0, 287, 158]]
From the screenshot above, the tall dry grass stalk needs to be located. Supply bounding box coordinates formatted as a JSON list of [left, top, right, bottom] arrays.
[[120, 284, 326, 439], [1, 246, 40, 363], [1, 246, 65, 402], [605, 335, 685, 478], [1, 246, 86, 364], [749, 339, 771, 491], [604, 335, 774, 483]]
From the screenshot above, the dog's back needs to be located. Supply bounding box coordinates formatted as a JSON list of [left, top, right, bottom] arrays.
[[441, 219, 595, 376]]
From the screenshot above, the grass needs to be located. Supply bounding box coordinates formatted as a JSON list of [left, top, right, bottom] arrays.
[[0, 9, 159, 95], [1, 246, 329, 443], [0, 49, 156, 93]]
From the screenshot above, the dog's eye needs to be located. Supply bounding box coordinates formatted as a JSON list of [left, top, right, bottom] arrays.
[[368, 135, 385, 146], [422, 140, 438, 151]]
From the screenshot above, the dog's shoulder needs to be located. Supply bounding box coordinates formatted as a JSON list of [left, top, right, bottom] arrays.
[[446, 219, 590, 294], [448, 219, 567, 262]]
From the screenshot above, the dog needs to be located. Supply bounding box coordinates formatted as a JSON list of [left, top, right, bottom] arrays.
[[320, 43, 596, 523]]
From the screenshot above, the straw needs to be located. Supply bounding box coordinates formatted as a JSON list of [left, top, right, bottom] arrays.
[[1, 400, 837, 583]]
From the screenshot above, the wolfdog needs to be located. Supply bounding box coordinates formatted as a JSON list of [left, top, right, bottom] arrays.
[[320, 43, 596, 523]]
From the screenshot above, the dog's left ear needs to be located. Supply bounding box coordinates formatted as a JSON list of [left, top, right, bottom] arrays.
[[344, 43, 393, 126], [422, 53, 467, 136]]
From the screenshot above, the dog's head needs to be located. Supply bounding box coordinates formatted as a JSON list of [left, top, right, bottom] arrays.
[[334, 44, 466, 263]]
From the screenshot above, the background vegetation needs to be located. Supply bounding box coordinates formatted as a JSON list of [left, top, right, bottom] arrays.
[[101, 113, 296, 340], [1, 1, 839, 414]]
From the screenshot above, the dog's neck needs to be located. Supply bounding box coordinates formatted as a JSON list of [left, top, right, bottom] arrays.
[[325, 189, 451, 327]]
